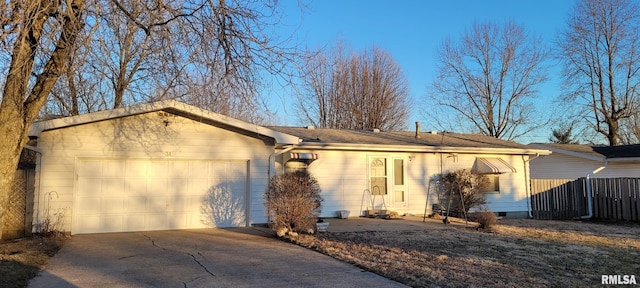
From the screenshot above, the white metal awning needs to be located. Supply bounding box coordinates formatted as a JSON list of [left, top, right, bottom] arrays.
[[472, 158, 516, 174]]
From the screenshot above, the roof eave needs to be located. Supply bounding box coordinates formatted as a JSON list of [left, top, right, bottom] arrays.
[[529, 144, 605, 162], [28, 100, 301, 145], [297, 142, 551, 155]]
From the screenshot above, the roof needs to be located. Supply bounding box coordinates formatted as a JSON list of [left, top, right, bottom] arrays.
[[28, 100, 301, 145], [529, 143, 640, 162], [269, 126, 549, 155]]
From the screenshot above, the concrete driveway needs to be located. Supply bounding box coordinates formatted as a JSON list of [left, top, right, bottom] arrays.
[[29, 227, 407, 288]]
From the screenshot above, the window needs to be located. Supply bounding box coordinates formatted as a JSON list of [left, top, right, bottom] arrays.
[[485, 174, 500, 193], [285, 160, 308, 173], [393, 159, 405, 203], [370, 158, 387, 195]]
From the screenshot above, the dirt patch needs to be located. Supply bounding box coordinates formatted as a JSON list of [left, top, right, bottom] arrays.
[[290, 219, 640, 287], [0, 236, 66, 288]]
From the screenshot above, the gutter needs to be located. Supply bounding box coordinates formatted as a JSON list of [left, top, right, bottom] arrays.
[[581, 161, 608, 219], [523, 153, 540, 218], [267, 145, 296, 179], [296, 142, 550, 156]]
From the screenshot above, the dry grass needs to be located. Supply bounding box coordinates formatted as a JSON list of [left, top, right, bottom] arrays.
[[0, 236, 66, 288], [290, 219, 640, 287]]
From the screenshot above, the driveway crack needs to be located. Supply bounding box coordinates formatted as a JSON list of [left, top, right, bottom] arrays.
[[190, 252, 216, 277], [143, 234, 216, 278]]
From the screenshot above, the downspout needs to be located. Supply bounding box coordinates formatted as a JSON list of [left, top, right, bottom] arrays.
[[267, 145, 296, 179], [582, 161, 608, 219], [523, 154, 540, 219]]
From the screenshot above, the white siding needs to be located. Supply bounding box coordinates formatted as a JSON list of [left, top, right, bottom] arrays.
[[34, 112, 274, 232], [291, 150, 531, 217], [530, 154, 640, 179]]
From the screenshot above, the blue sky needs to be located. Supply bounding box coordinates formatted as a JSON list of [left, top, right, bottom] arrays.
[[269, 0, 576, 143]]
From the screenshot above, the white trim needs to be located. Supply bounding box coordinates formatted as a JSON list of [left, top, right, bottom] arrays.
[[29, 100, 300, 145]]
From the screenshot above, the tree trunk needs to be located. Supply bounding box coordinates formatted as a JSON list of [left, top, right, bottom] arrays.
[[0, 110, 29, 240], [0, 0, 85, 239]]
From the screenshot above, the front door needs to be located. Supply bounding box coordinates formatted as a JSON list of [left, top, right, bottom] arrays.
[[392, 158, 407, 206], [368, 156, 407, 209]]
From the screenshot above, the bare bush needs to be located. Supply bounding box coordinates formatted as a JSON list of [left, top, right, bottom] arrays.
[[265, 171, 323, 236], [438, 169, 490, 218], [473, 208, 498, 229]]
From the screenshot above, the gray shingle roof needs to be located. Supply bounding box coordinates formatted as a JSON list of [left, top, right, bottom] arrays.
[[268, 126, 533, 150]]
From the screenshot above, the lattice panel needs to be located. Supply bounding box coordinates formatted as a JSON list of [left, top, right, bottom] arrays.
[[4, 171, 27, 231]]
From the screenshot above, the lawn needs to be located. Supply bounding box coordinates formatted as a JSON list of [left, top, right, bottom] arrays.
[[0, 235, 65, 288], [290, 218, 640, 287]]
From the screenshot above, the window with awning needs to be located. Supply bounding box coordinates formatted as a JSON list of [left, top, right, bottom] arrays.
[[471, 158, 516, 174], [285, 153, 319, 173]]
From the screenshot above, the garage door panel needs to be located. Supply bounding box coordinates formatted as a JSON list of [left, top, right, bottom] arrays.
[[103, 160, 125, 178], [127, 180, 149, 196], [169, 162, 190, 178], [147, 180, 167, 196], [103, 215, 124, 231], [77, 160, 102, 178], [146, 196, 167, 212], [75, 158, 248, 234], [228, 162, 247, 178], [168, 179, 187, 194], [126, 215, 145, 231], [126, 160, 147, 177], [103, 197, 124, 213], [167, 196, 188, 212], [126, 196, 146, 212], [146, 213, 168, 230], [187, 195, 203, 211], [78, 197, 101, 213], [189, 162, 210, 178], [167, 212, 188, 229], [76, 215, 101, 233], [148, 161, 168, 178], [102, 179, 125, 195], [77, 179, 100, 195]]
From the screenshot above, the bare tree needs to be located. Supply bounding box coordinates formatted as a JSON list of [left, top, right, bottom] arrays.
[[557, 0, 640, 146], [428, 20, 549, 140], [43, 0, 301, 120], [298, 43, 410, 130], [0, 0, 300, 238]]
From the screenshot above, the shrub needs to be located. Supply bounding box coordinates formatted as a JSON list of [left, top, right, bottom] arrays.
[[264, 171, 323, 236], [438, 169, 489, 217], [474, 209, 498, 229]]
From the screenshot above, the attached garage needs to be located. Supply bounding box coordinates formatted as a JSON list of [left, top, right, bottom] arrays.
[[28, 101, 300, 235]]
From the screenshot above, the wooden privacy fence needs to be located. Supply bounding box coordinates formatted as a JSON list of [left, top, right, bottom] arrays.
[[530, 178, 640, 221]]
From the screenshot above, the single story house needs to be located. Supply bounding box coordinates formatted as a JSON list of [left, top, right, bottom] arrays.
[[28, 100, 549, 234], [528, 143, 640, 179]]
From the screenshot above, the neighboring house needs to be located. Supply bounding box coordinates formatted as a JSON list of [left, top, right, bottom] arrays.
[[28, 100, 549, 235], [529, 144, 640, 179]]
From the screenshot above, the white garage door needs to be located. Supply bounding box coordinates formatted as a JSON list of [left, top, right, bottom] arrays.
[[74, 158, 248, 234]]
